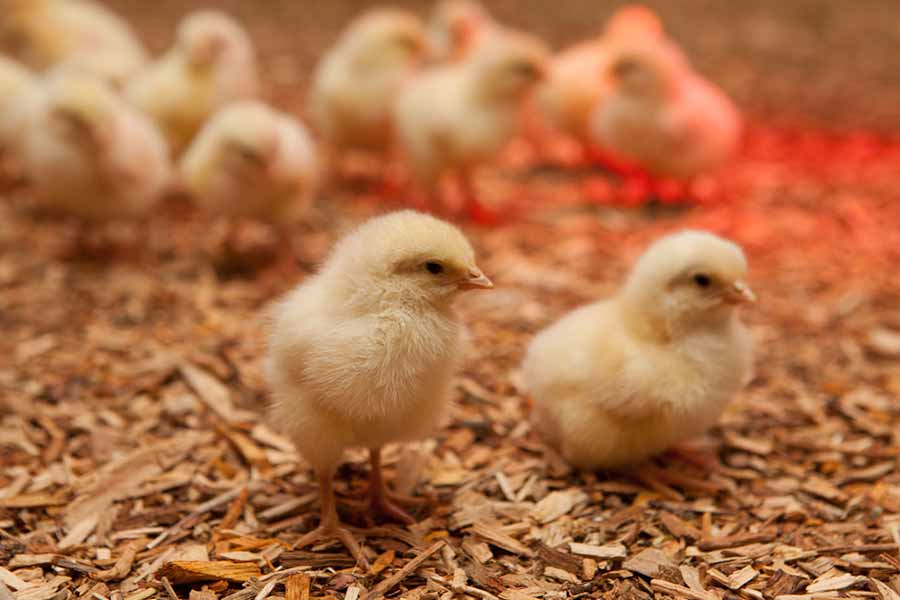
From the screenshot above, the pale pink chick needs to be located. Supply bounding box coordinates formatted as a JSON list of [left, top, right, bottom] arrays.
[[589, 13, 741, 179]]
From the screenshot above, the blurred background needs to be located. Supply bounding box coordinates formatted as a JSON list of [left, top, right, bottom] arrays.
[[107, 0, 900, 132]]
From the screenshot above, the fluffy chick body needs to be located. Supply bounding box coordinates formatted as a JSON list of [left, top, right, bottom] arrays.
[[267, 211, 492, 564], [181, 101, 318, 224], [589, 24, 740, 179], [127, 10, 259, 155], [0, 56, 37, 153], [22, 70, 171, 221], [523, 231, 754, 470], [0, 0, 147, 85], [267, 211, 490, 471], [308, 9, 427, 154], [394, 30, 548, 187]]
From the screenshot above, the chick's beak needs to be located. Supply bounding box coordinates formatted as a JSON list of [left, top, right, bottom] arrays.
[[458, 268, 493, 290], [726, 281, 756, 305]]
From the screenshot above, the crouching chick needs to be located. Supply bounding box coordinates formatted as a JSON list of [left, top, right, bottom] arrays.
[[523, 231, 754, 470]]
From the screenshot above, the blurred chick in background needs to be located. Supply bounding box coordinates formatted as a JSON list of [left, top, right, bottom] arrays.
[[428, 0, 491, 62], [179, 101, 319, 269], [589, 14, 741, 180], [394, 29, 548, 222], [0, 56, 37, 160], [22, 69, 171, 233], [523, 231, 754, 470], [128, 10, 259, 156], [267, 211, 492, 566], [308, 9, 427, 173], [536, 5, 660, 155], [0, 0, 147, 87], [181, 101, 318, 225]]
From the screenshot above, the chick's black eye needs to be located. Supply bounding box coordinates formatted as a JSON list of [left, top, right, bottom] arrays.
[[693, 274, 711, 287], [425, 261, 444, 275]]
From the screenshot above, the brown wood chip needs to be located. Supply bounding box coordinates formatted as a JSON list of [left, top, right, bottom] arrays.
[[92, 539, 146, 581], [285, 574, 310, 600], [622, 548, 677, 578], [650, 579, 718, 600], [698, 532, 775, 551], [365, 541, 445, 600], [468, 523, 533, 557], [159, 561, 262, 584], [568, 542, 627, 559]]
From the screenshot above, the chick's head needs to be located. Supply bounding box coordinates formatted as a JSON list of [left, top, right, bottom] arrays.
[[216, 103, 281, 174], [45, 72, 118, 148], [605, 4, 664, 39], [346, 10, 428, 68], [606, 31, 689, 101], [330, 211, 492, 307], [622, 230, 754, 336], [471, 31, 548, 100], [430, 0, 488, 61], [179, 11, 243, 69]]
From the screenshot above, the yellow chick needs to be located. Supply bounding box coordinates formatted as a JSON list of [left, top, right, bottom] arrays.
[[0, 0, 147, 86], [0, 56, 37, 156], [22, 69, 171, 222], [180, 101, 318, 225], [536, 5, 661, 145], [393, 30, 548, 218], [428, 0, 491, 62], [308, 9, 427, 158], [127, 10, 259, 156], [267, 211, 493, 566], [588, 15, 741, 179], [522, 231, 755, 470]]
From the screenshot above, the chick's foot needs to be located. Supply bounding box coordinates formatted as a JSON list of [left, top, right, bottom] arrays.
[[293, 523, 369, 569], [664, 441, 721, 471], [294, 468, 370, 569], [367, 447, 417, 525], [367, 489, 417, 525]]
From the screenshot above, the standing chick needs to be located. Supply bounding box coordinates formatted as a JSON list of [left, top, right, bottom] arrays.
[[127, 10, 259, 155], [0, 0, 147, 86], [267, 211, 493, 566], [181, 101, 318, 225], [588, 23, 741, 179], [523, 231, 754, 470], [0, 56, 37, 157], [428, 0, 491, 62], [308, 9, 427, 162], [22, 69, 171, 223], [393, 30, 548, 220]]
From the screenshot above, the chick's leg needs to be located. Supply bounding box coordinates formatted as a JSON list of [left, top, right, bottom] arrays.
[[294, 467, 369, 568], [367, 447, 417, 525], [458, 167, 504, 225]]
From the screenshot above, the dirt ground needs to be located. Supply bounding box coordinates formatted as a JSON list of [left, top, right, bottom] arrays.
[[2, 2, 900, 600]]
